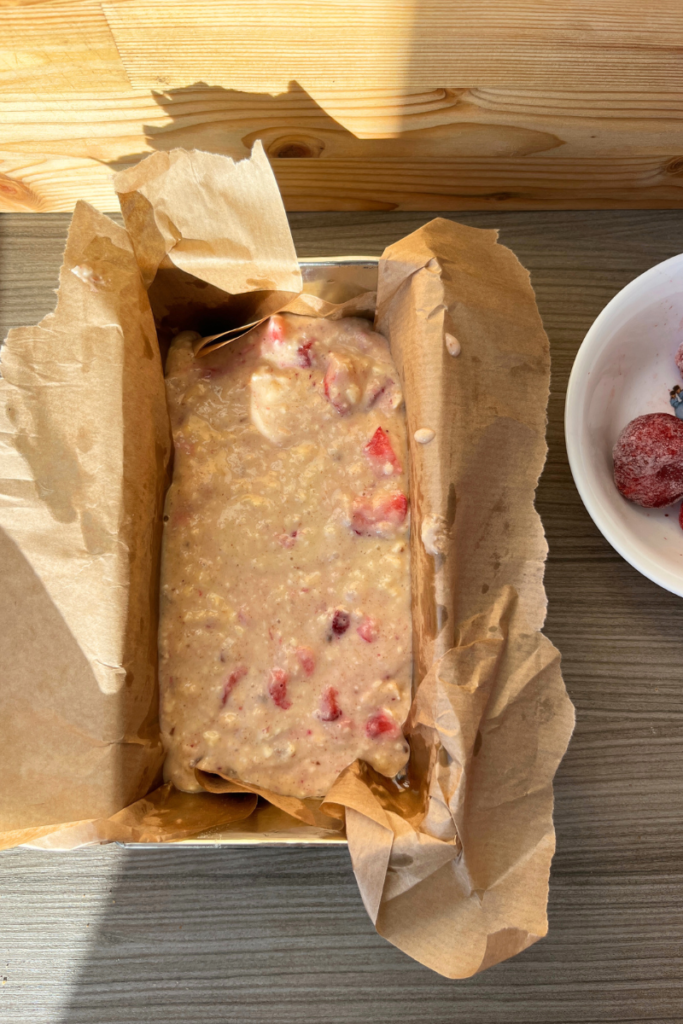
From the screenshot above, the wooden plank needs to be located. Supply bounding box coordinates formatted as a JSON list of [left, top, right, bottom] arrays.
[[0, 152, 119, 211], [1, 209, 683, 1020], [102, 0, 683, 91], [0, 1, 130, 93], [2, 83, 683, 212], [5, 86, 683, 156], [2, 149, 682, 213], [1, 1, 683, 210], [271, 156, 683, 211]]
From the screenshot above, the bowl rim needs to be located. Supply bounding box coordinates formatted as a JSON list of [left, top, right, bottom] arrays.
[[565, 251, 683, 597]]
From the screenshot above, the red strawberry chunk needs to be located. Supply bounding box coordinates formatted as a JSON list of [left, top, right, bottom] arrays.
[[366, 712, 397, 739], [357, 617, 378, 643], [363, 372, 400, 412], [260, 315, 308, 370], [268, 668, 291, 709], [296, 646, 316, 676], [351, 491, 408, 536], [221, 664, 247, 705], [320, 687, 342, 722], [267, 315, 286, 344], [364, 427, 402, 476], [364, 379, 387, 408], [331, 610, 350, 636], [297, 341, 314, 367]]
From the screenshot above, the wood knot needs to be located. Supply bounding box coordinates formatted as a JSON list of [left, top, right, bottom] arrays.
[[0, 173, 42, 211], [666, 157, 683, 176], [267, 135, 325, 159]]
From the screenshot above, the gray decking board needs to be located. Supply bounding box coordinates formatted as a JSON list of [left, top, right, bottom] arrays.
[[1, 210, 682, 1024]]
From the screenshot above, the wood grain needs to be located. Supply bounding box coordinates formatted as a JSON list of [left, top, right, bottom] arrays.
[[103, 0, 683, 92], [2, 2, 683, 210], [0, 2, 129, 93], [1, 210, 683, 1021], [2, 82, 683, 212]]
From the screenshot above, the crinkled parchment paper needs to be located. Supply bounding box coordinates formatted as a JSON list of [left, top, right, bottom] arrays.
[[0, 145, 574, 978]]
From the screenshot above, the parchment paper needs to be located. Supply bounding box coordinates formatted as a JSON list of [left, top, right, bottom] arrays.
[[0, 146, 574, 978]]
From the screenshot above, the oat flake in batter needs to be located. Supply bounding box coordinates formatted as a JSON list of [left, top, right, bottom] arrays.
[[159, 313, 412, 799]]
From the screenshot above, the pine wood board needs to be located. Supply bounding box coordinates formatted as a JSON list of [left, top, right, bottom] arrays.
[[2, 84, 683, 212], [102, 0, 683, 92], [2, 1, 683, 211], [2, 152, 682, 214], [0, 2, 129, 93], [1, 208, 683, 1021]]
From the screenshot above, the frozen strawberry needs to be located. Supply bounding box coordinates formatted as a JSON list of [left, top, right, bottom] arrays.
[[323, 352, 363, 414], [364, 426, 402, 476], [366, 711, 397, 739], [351, 491, 408, 536], [296, 646, 316, 676], [221, 664, 247, 705], [268, 668, 291, 709], [613, 413, 683, 507], [320, 687, 342, 722], [357, 617, 378, 643], [331, 610, 350, 636]]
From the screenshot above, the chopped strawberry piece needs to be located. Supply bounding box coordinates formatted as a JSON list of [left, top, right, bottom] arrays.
[[365, 380, 387, 408], [384, 492, 408, 519], [267, 315, 286, 344], [357, 617, 378, 643], [331, 610, 350, 636], [366, 712, 397, 739], [351, 491, 408, 536], [364, 426, 402, 476], [296, 646, 316, 676], [323, 352, 362, 414], [268, 668, 291, 709], [320, 687, 342, 722], [259, 315, 309, 370], [297, 341, 314, 367], [364, 373, 401, 412], [221, 664, 247, 705]]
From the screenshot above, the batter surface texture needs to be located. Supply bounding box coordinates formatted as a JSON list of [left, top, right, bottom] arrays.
[[160, 314, 412, 798]]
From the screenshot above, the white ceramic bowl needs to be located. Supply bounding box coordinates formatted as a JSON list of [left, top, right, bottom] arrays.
[[565, 253, 683, 597]]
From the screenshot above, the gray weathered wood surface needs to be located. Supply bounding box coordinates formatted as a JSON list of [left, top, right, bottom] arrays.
[[1, 211, 683, 1023]]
